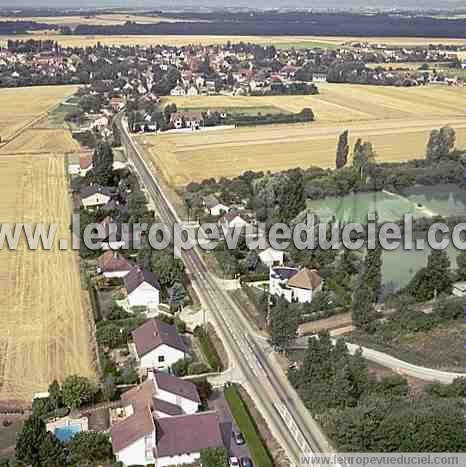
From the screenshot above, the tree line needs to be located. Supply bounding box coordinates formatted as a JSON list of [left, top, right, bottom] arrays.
[[69, 13, 466, 38], [289, 332, 465, 452]]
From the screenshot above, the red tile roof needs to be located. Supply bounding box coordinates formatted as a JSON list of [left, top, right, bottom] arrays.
[[97, 251, 133, 274], [287, 268, 322, 290]]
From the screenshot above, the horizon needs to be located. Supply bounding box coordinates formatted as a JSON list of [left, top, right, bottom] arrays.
[[2, 0, 466, 12]]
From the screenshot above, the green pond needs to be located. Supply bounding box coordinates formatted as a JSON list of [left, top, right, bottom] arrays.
[[306, 185, 465, 288]]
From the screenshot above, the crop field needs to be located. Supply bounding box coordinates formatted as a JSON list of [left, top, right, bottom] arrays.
[[0, 129, 80, 155], [140, 84, 466, 186], [0, 14, 191, 27], [0, 85, 78, 142], [1, 34, 465, 49], [0, 155, 95, 402]]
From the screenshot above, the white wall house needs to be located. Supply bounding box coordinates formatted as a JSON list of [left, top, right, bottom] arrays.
[[269, 266, 322, 304], [151, 372, 200, 415], [115, 431, 155, 467], [96, 251, 133, 279], [124, 266, 161, 308], [259, 247, 284, 268], [218, 210, 250, 232], [80, 185, 113, 209], [132, 319, 186, 371], [203, 194, 229, 217], [139, 343, 185, 371], [111, 376, 223, 467]]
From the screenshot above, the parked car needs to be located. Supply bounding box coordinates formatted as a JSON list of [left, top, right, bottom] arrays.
[[233, 431, 245, 445], [240, 457, 253, 467], [230, 457, 240, 467]]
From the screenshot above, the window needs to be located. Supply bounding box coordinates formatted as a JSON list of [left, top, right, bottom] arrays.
[[158, 356, 165, 363]]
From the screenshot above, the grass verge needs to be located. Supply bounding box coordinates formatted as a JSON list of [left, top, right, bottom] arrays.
[[225, 384, 274, 467], [195, 326, 224, 372]]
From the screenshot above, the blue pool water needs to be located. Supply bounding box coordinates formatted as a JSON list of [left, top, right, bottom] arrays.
[[54, 424, 82, 442]]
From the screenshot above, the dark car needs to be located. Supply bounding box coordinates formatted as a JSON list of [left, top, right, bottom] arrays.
[[233, 431, 245, 445], [240, 457, 253, 467]]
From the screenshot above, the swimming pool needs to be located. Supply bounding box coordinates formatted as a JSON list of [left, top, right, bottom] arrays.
[[54, 423, 82, 442]]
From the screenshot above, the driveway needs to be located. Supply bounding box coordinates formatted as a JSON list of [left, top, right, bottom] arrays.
[[208, 390, 252, 463]]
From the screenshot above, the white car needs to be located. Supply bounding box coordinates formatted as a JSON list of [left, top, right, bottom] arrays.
[[230, 457, 240, 467]]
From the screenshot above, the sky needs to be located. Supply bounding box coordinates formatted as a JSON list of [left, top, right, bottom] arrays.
[[3, 1, 465, 11]]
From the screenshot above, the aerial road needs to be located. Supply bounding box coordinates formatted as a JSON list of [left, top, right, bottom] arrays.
[[116, 114, 334, 467]]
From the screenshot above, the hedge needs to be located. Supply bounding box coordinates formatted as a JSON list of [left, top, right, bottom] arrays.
[[225, 384, 274, 467]]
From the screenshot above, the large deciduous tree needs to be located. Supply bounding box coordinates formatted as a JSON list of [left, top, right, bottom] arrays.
[[352, 138, 376, 181], [61, 375, 97, 409], [426, 126, 456, 162]]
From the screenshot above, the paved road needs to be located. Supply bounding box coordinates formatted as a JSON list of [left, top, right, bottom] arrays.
[[117, 115, 333, 466]]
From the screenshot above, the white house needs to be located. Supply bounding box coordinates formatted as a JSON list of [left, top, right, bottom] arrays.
[[96, 251, 134, 278], [132, 319, 185, 371], [313, 73, 327, 83], [269, 266, 322, 304], [218, 209, 250, 232], [80, 185, 114, 209], [187, 85, 199, 96], [79, 152, 94, 177], [259, 247, 285, 268], [170, 112, 203, 131], [202, 194, 229, 217], [150, 371, 200, 415], [124, 266, 161, 308], [170, 84, 186, 96], [111, 375, 223, 467]]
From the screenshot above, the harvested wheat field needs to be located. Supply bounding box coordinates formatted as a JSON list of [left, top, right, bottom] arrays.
[[0, 14, 190, 26], [0, 128, 80, 155], [0, 155, 95, 402], [142, 84, 466, 186], [0, 85, 77, 142], [2, 34, 464, 49]]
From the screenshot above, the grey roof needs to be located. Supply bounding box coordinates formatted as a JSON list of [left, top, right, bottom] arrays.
[[132, 319, 186, 357], [124, 266, 161, 295], [155, 412, 223, 458], [153, 398, 183, 416], [203, 194, 220, 209], [111, 405, 154, 453], [154, 372, 200, 403], [271, 267, 299, 281], [79, 184, 114, 199]]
